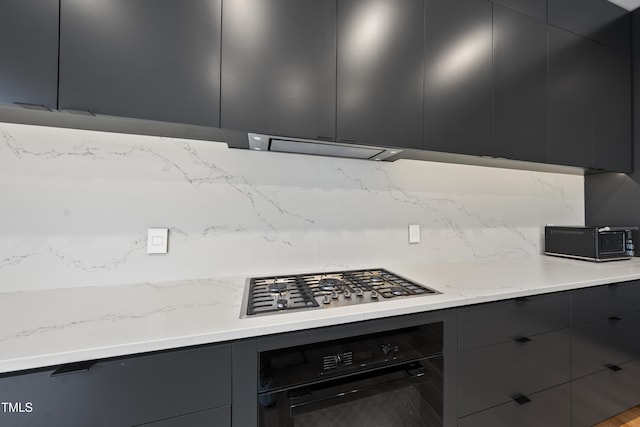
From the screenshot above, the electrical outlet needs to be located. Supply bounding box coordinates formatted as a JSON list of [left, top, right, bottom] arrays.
[[409, 224, 420, 244], [147, 228, 169, 254]]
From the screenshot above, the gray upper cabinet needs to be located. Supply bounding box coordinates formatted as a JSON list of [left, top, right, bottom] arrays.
[[337, 0, 424, 149], [592, 42, 632, 172], [548, 27, 598, 169], [221, 0, 336, 141], [424, 0, 493, 156], [0, 0, 58, 109], [548, 0, 631, 52], [493, 5, 547, 163], [59, 0, 221, 127], [548, 26, 631, 172]]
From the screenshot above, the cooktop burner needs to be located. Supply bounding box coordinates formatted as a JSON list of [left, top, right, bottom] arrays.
[[243, 268, 439, 316]]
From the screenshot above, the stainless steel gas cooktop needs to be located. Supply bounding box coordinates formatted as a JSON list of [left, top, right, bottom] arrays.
[[242, 268, 439, 316]]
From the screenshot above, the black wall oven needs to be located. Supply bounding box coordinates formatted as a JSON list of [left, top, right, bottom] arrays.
[[257, 323, 444, 427]]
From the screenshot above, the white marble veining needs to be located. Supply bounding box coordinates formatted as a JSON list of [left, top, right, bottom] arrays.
[[2, 256, 640, 374], [0, 122, 583, 291]]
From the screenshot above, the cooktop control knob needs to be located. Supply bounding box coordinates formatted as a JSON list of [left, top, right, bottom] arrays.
[[331, 291, 338, 299], [344, 291, 351, 298], [371, 291, 378, 299], [323, 295, 331, 304], [356, 288, 364, 297]]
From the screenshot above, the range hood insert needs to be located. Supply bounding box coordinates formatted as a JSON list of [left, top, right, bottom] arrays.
[[247, 133, 402, 161]]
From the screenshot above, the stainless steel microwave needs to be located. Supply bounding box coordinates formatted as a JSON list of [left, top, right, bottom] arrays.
[[544, 226, 637, 262]]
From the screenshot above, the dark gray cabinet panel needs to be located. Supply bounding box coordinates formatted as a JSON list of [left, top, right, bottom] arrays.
[[548, 26, 595, 168], [337, 0, 423, 149], [592, 42, 632, 172], [458, 383, 570, 427], [548, 0, 630, 52], [0, 0, 58, 109], [571, 313, 640, 379], [571, 280, 640, 325], [458, 329, 570, 417], [493, 5, 547, 163], [0, 344, 231, 427], [424, 0, 493, 156], [139, 406, 230, 427], [221, 0, 336, 140], [59, 0, 221, 127], [458, 292, 570, 351], [492, 0, 546, 21], [572, 359, 640, 427]]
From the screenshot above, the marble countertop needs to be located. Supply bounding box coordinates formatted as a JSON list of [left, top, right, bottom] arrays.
[[4, 255, 640, 375]]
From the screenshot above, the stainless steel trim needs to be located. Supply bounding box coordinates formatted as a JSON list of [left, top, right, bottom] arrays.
[[248, 133, 402, 161], [544, 252, 632, 262]]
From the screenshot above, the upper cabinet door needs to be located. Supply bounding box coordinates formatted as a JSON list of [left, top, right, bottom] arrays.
[[424, 0, 493, 156], [337, 0, 424, 149], [221, 0, 336, 141], [59, 0, 221, 127], [548, 0, 630, 52], [549, 26, 631, 172], [493, 5, 547, 163], [548, 27, 595, 169], [0, 0, 58, 109], [592, 43, 631, 172]]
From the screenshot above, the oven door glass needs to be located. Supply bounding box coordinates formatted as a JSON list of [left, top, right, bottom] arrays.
[[259, 357, 442, 427]]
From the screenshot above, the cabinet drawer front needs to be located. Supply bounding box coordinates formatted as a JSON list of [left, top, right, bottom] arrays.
[[572, 359, 640, 427], [458, 329, 570, 417], [459, 383, 570, 427], [139, 406, 230, 427], [572, 312, 640, 378], [0, 344, 231, 427], [458, 292, 570, 350], [572, 280, 640, 325]]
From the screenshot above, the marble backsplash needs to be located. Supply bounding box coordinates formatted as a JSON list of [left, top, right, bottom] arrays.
[[0, 122, 584, 292]]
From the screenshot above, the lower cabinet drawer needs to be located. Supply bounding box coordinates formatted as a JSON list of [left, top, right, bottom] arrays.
[[572, 312, 640, 378], [136, 406, 231, 427], [0, 343, 231, 427], [572, 280, 640, 325], [458, 383, 570, 427], [572, 359, 640, 427], [458, 329, 570, 417]]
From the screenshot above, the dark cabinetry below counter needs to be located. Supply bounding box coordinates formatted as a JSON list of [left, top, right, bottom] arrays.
[[457, 292, 571, 423], [0, 0, 58, 110], [0, 344, 231, 427], [456, 280, 640, 426], [59, 0, 222, 127]]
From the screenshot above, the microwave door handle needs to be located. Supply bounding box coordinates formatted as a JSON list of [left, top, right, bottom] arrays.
[[288, 364, 433, 417]]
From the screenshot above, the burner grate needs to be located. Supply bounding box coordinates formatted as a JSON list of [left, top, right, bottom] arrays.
[[244, 268, 438, 316]]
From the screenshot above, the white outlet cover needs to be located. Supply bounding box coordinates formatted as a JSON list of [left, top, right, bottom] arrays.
[[147, 228, 168, 254], [409, 224, 420, 244]]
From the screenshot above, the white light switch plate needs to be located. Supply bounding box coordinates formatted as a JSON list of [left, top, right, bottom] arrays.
[[409, 224, 420, 244], [147, 228, 168, 254]]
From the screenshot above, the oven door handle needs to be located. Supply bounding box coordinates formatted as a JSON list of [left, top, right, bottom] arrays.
[[288, 363, 432, 417]]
